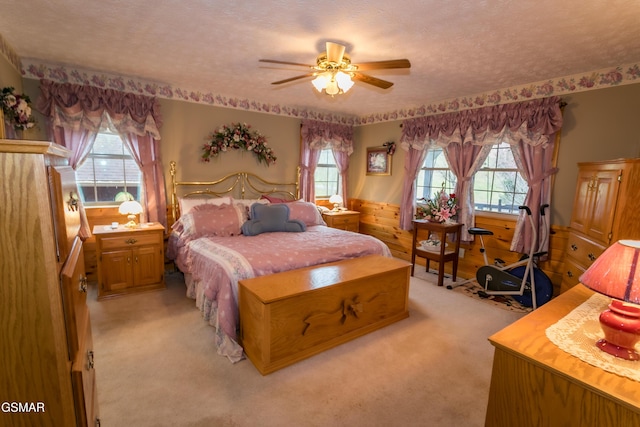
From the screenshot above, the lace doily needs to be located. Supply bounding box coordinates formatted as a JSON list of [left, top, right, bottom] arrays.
[[546, 293, 640, 382]]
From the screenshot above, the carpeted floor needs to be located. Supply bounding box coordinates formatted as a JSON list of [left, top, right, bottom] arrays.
[[411, 267, 533, 313], [88, 266, 525, 427]]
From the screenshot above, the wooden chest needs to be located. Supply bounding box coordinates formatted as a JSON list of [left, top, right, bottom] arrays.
[[239, 255, 410, 375]]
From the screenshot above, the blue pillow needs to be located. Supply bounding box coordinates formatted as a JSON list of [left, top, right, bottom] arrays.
[[241, 203, 306, 236]]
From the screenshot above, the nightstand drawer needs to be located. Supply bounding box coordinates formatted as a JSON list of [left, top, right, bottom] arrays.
[[331, 216, 358, 226], [99, 232, 162, 250]]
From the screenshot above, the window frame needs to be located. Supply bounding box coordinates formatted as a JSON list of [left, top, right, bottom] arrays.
[[415, 143, 529, 216], [75, 131, 143, 207], [314, 148, 341, 199]]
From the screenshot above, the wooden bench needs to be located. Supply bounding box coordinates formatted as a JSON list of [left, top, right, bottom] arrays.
[[238, 255, 410, 375]]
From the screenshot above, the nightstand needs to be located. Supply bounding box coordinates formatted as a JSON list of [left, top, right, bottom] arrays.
[[322, 210, 360, 232], [93, 223, 166, 299]]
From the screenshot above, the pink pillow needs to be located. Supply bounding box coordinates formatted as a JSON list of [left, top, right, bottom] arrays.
[[180, 203, 244, 240], [260, 194, 294, 203], [287, 201, 326, 226]]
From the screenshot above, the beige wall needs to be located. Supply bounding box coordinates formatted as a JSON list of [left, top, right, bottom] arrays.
[[16, 75, 640, 227]]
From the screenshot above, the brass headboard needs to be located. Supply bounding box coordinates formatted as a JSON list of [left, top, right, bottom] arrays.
[[169, 161, 300, 221]]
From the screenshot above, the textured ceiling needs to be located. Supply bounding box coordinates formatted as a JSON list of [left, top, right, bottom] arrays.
[[2, 0, 640, 120]]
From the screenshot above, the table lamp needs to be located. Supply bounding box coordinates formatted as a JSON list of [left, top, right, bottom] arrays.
[[118, 200, 143, 228], [329, 194, 343, 211], [579, 240, 640, 361]]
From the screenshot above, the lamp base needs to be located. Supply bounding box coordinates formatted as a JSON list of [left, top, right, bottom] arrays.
[[596, 300, 640, 361]]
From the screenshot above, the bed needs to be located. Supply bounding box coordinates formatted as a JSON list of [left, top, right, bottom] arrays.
[[166, 162, 392, 362]]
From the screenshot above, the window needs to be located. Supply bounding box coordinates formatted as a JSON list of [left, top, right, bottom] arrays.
[[75, 132, 142, 206], [416, 143, 528, 214], [314, 149, 340, 198]]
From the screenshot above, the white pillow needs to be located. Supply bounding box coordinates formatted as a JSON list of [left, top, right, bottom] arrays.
[[178, 196, 232, 216], [233, 198, 270, 219]]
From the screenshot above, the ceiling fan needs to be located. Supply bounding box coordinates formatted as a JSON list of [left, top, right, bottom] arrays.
[[259, 42, 411, 96]]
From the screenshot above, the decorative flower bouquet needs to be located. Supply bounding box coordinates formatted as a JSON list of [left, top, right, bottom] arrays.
[[416, 183, 458, 223], [1, 87, 37, 131], [201, 122, 276, 166]]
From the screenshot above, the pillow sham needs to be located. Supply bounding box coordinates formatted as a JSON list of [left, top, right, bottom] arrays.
[[260, 194, 294, 204], [241, 203, 306, 236], [234, 198, 270, 220], [178, 196, 232, 216], [287, 200, 326, 226], [179, 202, 244, 240]]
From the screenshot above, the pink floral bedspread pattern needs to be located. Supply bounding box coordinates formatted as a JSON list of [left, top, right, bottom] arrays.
[[170, 225, 391, 361]]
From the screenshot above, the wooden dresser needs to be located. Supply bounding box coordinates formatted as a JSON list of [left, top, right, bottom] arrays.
[[486, 284, 640, 427], [93, 223, 165, 299], [0, 140, 99, 426], [560, 159, 640, 294], [321, 210, 360, 232]]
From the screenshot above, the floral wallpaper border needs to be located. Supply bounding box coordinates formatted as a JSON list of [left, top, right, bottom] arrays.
[[4, 33, 639, 126]]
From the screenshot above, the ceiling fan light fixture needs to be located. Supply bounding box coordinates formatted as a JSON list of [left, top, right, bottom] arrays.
[[312, 73, 330, 92], [335, 71, 354, 93], [325, 79, 340, 96]]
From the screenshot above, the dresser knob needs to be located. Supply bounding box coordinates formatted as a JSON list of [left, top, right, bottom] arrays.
[[588, 253, 596, 261], [567, 271, 573, 278], [570, 244, 577, 251], [125, 238, 138, 244]]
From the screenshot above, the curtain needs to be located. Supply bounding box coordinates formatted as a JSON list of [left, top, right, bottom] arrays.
[[442, 143, 492, 241], [399, 97, 563, 253], [300, 119, 354, 202], [399, 146, 429, 229], [37, 79, 167, 228]]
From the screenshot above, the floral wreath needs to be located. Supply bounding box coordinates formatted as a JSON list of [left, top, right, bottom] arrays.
[[201, 122, 276, 166], [1, 87, 37, 131]]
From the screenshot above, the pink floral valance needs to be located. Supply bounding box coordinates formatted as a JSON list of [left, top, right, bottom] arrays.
[[36, 79, 162, 139], [301, 119, 354, 154], [400, 96, 563, 150]]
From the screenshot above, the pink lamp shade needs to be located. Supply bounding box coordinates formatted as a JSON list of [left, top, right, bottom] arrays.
[[579, 240, 640, 361]]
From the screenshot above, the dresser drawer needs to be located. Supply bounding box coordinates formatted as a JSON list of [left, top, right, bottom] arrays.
[[99, 231, 162, 250], [322, 211, 360, 232], [565, 231, 606, 269], [560, 257, 586, 294]]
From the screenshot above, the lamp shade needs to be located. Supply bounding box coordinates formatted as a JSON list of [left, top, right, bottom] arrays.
[[579, 240, 640, 304], [118, 200, 143, 216], [329, 194, 343, 205]]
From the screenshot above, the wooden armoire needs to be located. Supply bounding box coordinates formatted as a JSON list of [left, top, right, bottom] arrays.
[[560, 158, 640, 294], [0, 140, 99, 426]]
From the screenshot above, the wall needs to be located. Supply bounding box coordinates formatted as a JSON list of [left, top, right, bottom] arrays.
[[158, 98, 302, 187], [14, 76, 640, 228], [349, 84, 640, 227]]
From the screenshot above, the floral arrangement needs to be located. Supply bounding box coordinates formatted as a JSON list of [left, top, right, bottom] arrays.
[[201, 122, 276, 166], [416, 183, 458, 223], [1, 87, 37, 131]]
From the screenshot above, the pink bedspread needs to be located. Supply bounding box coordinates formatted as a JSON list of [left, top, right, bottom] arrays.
[[168, 225, 391, 361]]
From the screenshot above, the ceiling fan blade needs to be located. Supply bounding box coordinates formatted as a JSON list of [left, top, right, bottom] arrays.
[[352, 73, 394, 89], [271, 73, 315, 85], [354, 59, 411, 71], [259, 59, 313, 67], [325, 42, 345, 63]]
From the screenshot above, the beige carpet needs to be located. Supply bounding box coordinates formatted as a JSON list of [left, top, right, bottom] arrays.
[[88, 267, 524, 427]]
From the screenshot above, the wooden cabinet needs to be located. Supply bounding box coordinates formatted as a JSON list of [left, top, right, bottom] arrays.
[[322, 210, 360, 232], [486, 285, 640, 426], [0, 140, 99, 427], [94, 223, 165, 299], [561, 159, 640, 293]]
